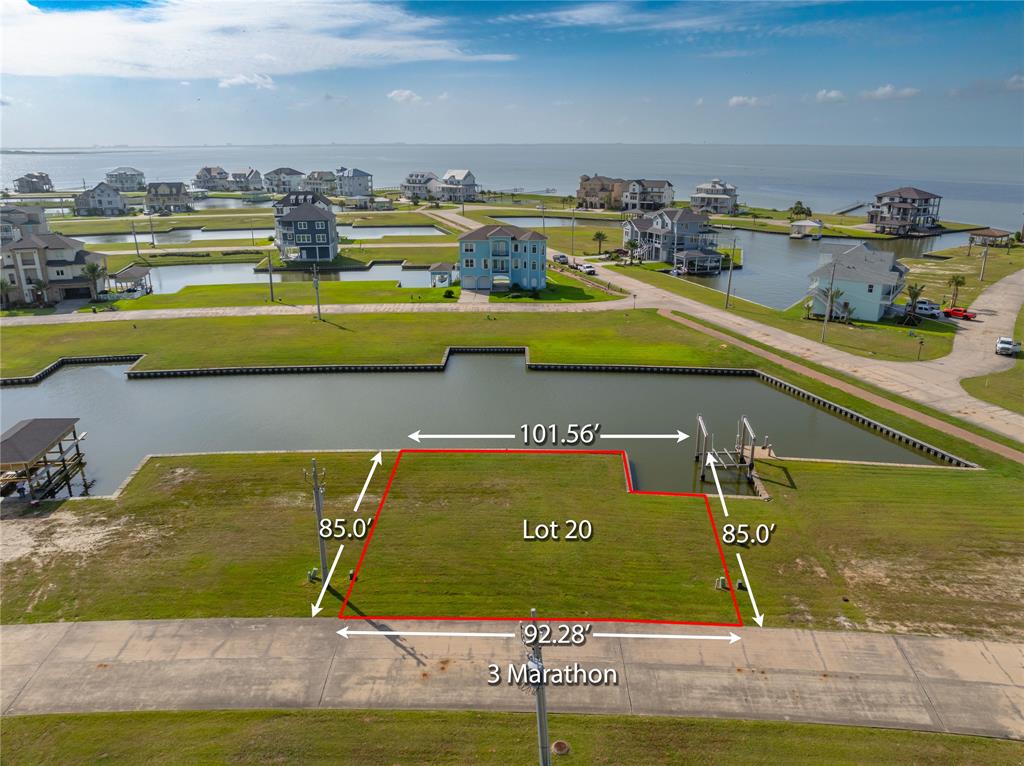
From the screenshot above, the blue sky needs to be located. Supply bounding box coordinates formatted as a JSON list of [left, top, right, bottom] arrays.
[[1, 0, 1021, 146]]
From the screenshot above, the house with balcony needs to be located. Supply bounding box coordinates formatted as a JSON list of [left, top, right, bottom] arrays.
[[458, 224, 547, 291], [229, 168, 263, 191], [273, 191, 333, 219], [808, 241, 908, 322], [194, 166, 231, 191], [74, 182, 126, 216], [576, 174, 626, 209], [2, 232, 103, 304], [105, 167, 146, 192], [275, 204, 338, 262], [336, 167, 373, 197], [13, 172, 54, 194], [621, 208, 721, 272], [303, 170, 337, 195], [431, 169, 480, 202], [144, 182, 193, 213], [622, 179, 674, 211], [1, 205, 48, 245], [690, 179, 738, 215], [867, 187, 942, 235], [400, 171, 438, 201], [264, 167, 306, 193]]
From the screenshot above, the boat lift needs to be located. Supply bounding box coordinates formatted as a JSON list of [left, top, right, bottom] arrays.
[[695, 414, 758, 484]]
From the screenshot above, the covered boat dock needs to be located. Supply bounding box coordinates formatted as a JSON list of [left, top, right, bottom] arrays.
[[0, 418, 88, 501]]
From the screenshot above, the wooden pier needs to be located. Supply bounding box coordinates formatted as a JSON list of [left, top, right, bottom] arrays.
[[0, 418, 88, 501]]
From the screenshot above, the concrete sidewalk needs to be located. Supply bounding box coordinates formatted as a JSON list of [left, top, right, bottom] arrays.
[[2, 618, 1021, 739]]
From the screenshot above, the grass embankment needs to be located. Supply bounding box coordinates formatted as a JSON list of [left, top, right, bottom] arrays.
[[488, 268, 621, 303], [710, 206, 978, 239], [902, 243, 1022, 308], [615, 265, 955, 361], [961, 307, 1024, 415], [99, 249, 270, 272], [3, 710, 1018, 766]]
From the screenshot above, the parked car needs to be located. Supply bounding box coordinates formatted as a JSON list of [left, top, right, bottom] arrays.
[[579, 264, 597, 276], [995, 337, 1022, 356], [942, 307, 977, 320], [914, 299, 941, 313], [553, 254, 568, 264]]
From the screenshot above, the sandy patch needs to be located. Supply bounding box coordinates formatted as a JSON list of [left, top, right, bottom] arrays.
[[1, 510, 155, 566]]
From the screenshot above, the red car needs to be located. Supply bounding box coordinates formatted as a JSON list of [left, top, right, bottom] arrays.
[[943, 307, 977, 320]]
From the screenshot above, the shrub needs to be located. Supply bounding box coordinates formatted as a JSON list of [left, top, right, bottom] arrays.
[[443, 288, 455, 299]]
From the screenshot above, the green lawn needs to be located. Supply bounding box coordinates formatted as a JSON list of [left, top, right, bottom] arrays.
[[340, 244, 458, 265], [461, 209, 625, 258], [488, 268, 621, 303], [901, 243, 1023, 309], [3, 710, 1018, 766], [0, 306, 55, 317], [960, 307, 1024, 415]]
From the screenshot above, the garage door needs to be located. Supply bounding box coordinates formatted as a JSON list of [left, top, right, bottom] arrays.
[[464, 276, 490, 290]]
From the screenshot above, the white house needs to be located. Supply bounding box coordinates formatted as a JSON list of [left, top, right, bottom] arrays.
[[74, 182, 127, 216], [105, 166, 146, 192], [400, 171, 438, 200], [431, 169, 479, 202], [194, 166, 231, 191], [264, 168, 306, 193], [229, 168, 263, 191], [690, 179, 738, 215], [303, 170, 337, 195], [335, 167, 373, 197], [622, 179, 674, 211], [808, 242, 908, 322]]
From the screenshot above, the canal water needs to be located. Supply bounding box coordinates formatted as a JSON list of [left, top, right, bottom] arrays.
[[145, 263, 433, 293], [0, 355, 934, 497], [73, 224, 444, 245]]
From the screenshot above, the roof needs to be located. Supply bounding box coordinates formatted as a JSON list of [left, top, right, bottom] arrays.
[[2, 232, 86, 252], [197, 166, 227, 176], [306, 170, 337, 180], [112, 265, 151, 282], [278, 203, 335, 222], [77, 182, 120, 197], [146, 182, 188, 194], [443, 169, 472, 180], [340, 168, 371, 177], [267, 167, 304, 176], [1, 418, 79, 467], [791, 219, 823, 227], [458, 224, 547, 242], [429, 262, 454, 272], [969, 227, 1011, 238], [876, 186, 941, 200], [633, 179, 672, 188], [809, 242, 908, 285], [109, 166, 143, 175], [660, 208, 707, 223], [274, 191, 332, 209]]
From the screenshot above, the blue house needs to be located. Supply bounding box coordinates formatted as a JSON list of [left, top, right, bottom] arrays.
[[276, 203, 338, 262], [458, 225, 547, 291]]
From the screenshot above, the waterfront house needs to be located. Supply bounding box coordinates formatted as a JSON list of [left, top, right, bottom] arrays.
[[431, 169, 480, 202], [2, 232, 102, 304], [867, 187, 942, 235], [144, 182, 193, 213], [621, 208, 719, 270], [273, 191, 333, 218], [400, 171, 438, 200], [576, 174, 673, 211], [275, 204, 338, 262], [577, 174, 627, 209], [264, 167, 306, 193], [303, 170, 338, 195], [105, 166, 146, 192], [74, 182, 126, 216], [808, 241, 908, 321], [622, 179, 674, 211], [335, 167, 374, 197], [229, 168, 263, 191], [690, 179, 738, 215], [458, 224, 547, 291], [1, 205, 49, 245], [194, 166, 231, 191], [13, 172, 54, 194]]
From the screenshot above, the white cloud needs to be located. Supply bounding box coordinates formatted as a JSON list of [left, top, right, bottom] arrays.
[[1008, 74, 1024, 91], [387, 89, 422, 104], [437, 91, 450, 101], [728, 95, 769, 108], [218, 74, 275, 90], [861, 84, 920, 101], [695, 97, 704, 107], [815, 88, 846, 104], [179, 81, 190, 86], [0, 0, 515, 80]]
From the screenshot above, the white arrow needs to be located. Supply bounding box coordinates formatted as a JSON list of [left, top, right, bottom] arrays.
[[735, 552, 765, 627], [337, 627, 516, 639], [310, 543, 344, 617], [353, 452, 383, 514], [599, 430, 689, 443], [705, 453, 728, 518], [592, 631, 741, 644], [408, 430, 517, 443]]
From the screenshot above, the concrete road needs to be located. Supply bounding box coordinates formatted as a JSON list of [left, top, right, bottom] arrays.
[[2, 619, 1021, 739]]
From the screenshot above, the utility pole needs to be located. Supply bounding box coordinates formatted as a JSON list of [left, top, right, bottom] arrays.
[[148, 214, 156, 247], [524, 607, 552, 766], [819, 256, 839, 343], [724, 236, 737, 309], [306, 459, 329, 581], [250, 217, 256, 246], [131, 222, 141, 262], [570, 207, 576, 259], [980, 246, 989, 282], [267, 245, 276, 302], [312, 262, 322, 320]]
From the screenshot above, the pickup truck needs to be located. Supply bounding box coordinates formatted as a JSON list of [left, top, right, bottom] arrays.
[[942, 307, 977, 320], [579, 264, 597, 276], [995, 337, 1022, 356]]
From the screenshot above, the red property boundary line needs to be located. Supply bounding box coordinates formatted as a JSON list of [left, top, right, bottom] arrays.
[[338, 448, 744, 627]]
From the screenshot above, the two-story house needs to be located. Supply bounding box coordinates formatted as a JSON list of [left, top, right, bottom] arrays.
[[302, 170, 337, 195], [229, 168, 263, 191], [74, 182, 127, 216], [13, 172, 54, 194], [576, 174, 627, 209], [264, 168, 306, 193], [867, 187, 942, 235], [622, 179, 674, 211], [335, 167, 373, 197], [1, 205, 49, 245], [2, 232, 102, 304], [273, 191, 333, 218], [808, 241, 908, 322], [431, 169, 479, 202], [400, 171, 438, 200], [105, 166, 146, 192], [622, 208, 718, 268], [458, 224, 547, 291], [275, 204, 339, 262], [690, 179, 738, 215], [144, 182, 193, 213], [194, 166, 231, 191]]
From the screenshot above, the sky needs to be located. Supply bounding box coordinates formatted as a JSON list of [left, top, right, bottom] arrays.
[[0, 0, 1022, 147]]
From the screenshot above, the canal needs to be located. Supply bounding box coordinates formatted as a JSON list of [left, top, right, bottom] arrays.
[[145, 263, 436, 293]]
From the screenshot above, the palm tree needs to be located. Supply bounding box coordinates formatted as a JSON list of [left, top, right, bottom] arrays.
[[904, 283, 925, 323], [625, 239, 639, 265], [81, 261, 107, 300], [592, 231, 608, 255], [947, 274, 966, 307], [825, 287, 845, 320], [29, 277, 48, 307]]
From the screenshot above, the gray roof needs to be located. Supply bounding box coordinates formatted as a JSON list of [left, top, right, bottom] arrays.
[[306, 170, 337, 181], [458, 224, 547, 242], [634, 179, 672, 188], [1, 418, 79, 467], [2, 232, 85, 252], [109, 167, 143, 175], [876, 186, 941, 200], [274, 191, 332, 209], [146, 182, 188, 195], [267, 167, 304, 176], [809, 242, 908, 285], [278, 203, 335, 223], [112, 265, 151, 282]]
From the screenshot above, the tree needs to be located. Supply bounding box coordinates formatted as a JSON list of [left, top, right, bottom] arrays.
[[824, 287, 844, 320], [789, 200, 812, 219], [592, 231, 608, 255], [81, 261, 107, 300], [904, 283, 925, 324], [625, 239, 639, 265], [29, 277, 48, 307], [0, 280, 11, 310], [563, 195, 574, 210], [947, 274, 966, 307]]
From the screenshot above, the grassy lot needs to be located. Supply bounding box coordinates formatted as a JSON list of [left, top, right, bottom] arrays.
[[711, 216, 892, 239], [86, 237, 274, 253], [4, 711, 1019, 766], [961, 307, 1024, 415], [615, 265, 956, 361], [340, 244, 458, 265], [0, 306, 55, 317], [901, 243, 1022, 308], [97, 281, 459, 310], [488, 268, 621, 303], [97, 249, 269, 272], [462, 208, 625, 257]]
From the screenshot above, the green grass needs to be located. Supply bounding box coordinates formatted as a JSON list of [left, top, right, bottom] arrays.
[[615, 265, 956, 361], [488, 268, 621, 303], [98, 281, 459, 310], [901, 243, 1023, 308], [461, 209, 624, 257], [87, 238, 274, 252], [0, 306, 56, 317], [96, 249, 269, 272], [339, 244, 458, 265], [960, 307, 1024, 415]]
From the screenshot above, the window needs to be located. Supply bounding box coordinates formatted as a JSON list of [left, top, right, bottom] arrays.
[[513, 243, 519, 253], [464, 258, 475, 268], [513, 259, 519, 269], [298, 221, 308, 230], [463, 243, 475, 253], [315, 221, 326, 230], [867, 284, 874, 293], [483, 259, 489, 269], [531, 244, 538, 254], [56, 269, 65, 276], [531, 260, 537, 270], [316, 234, 327, 243], [297, 234, 311, 244]]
